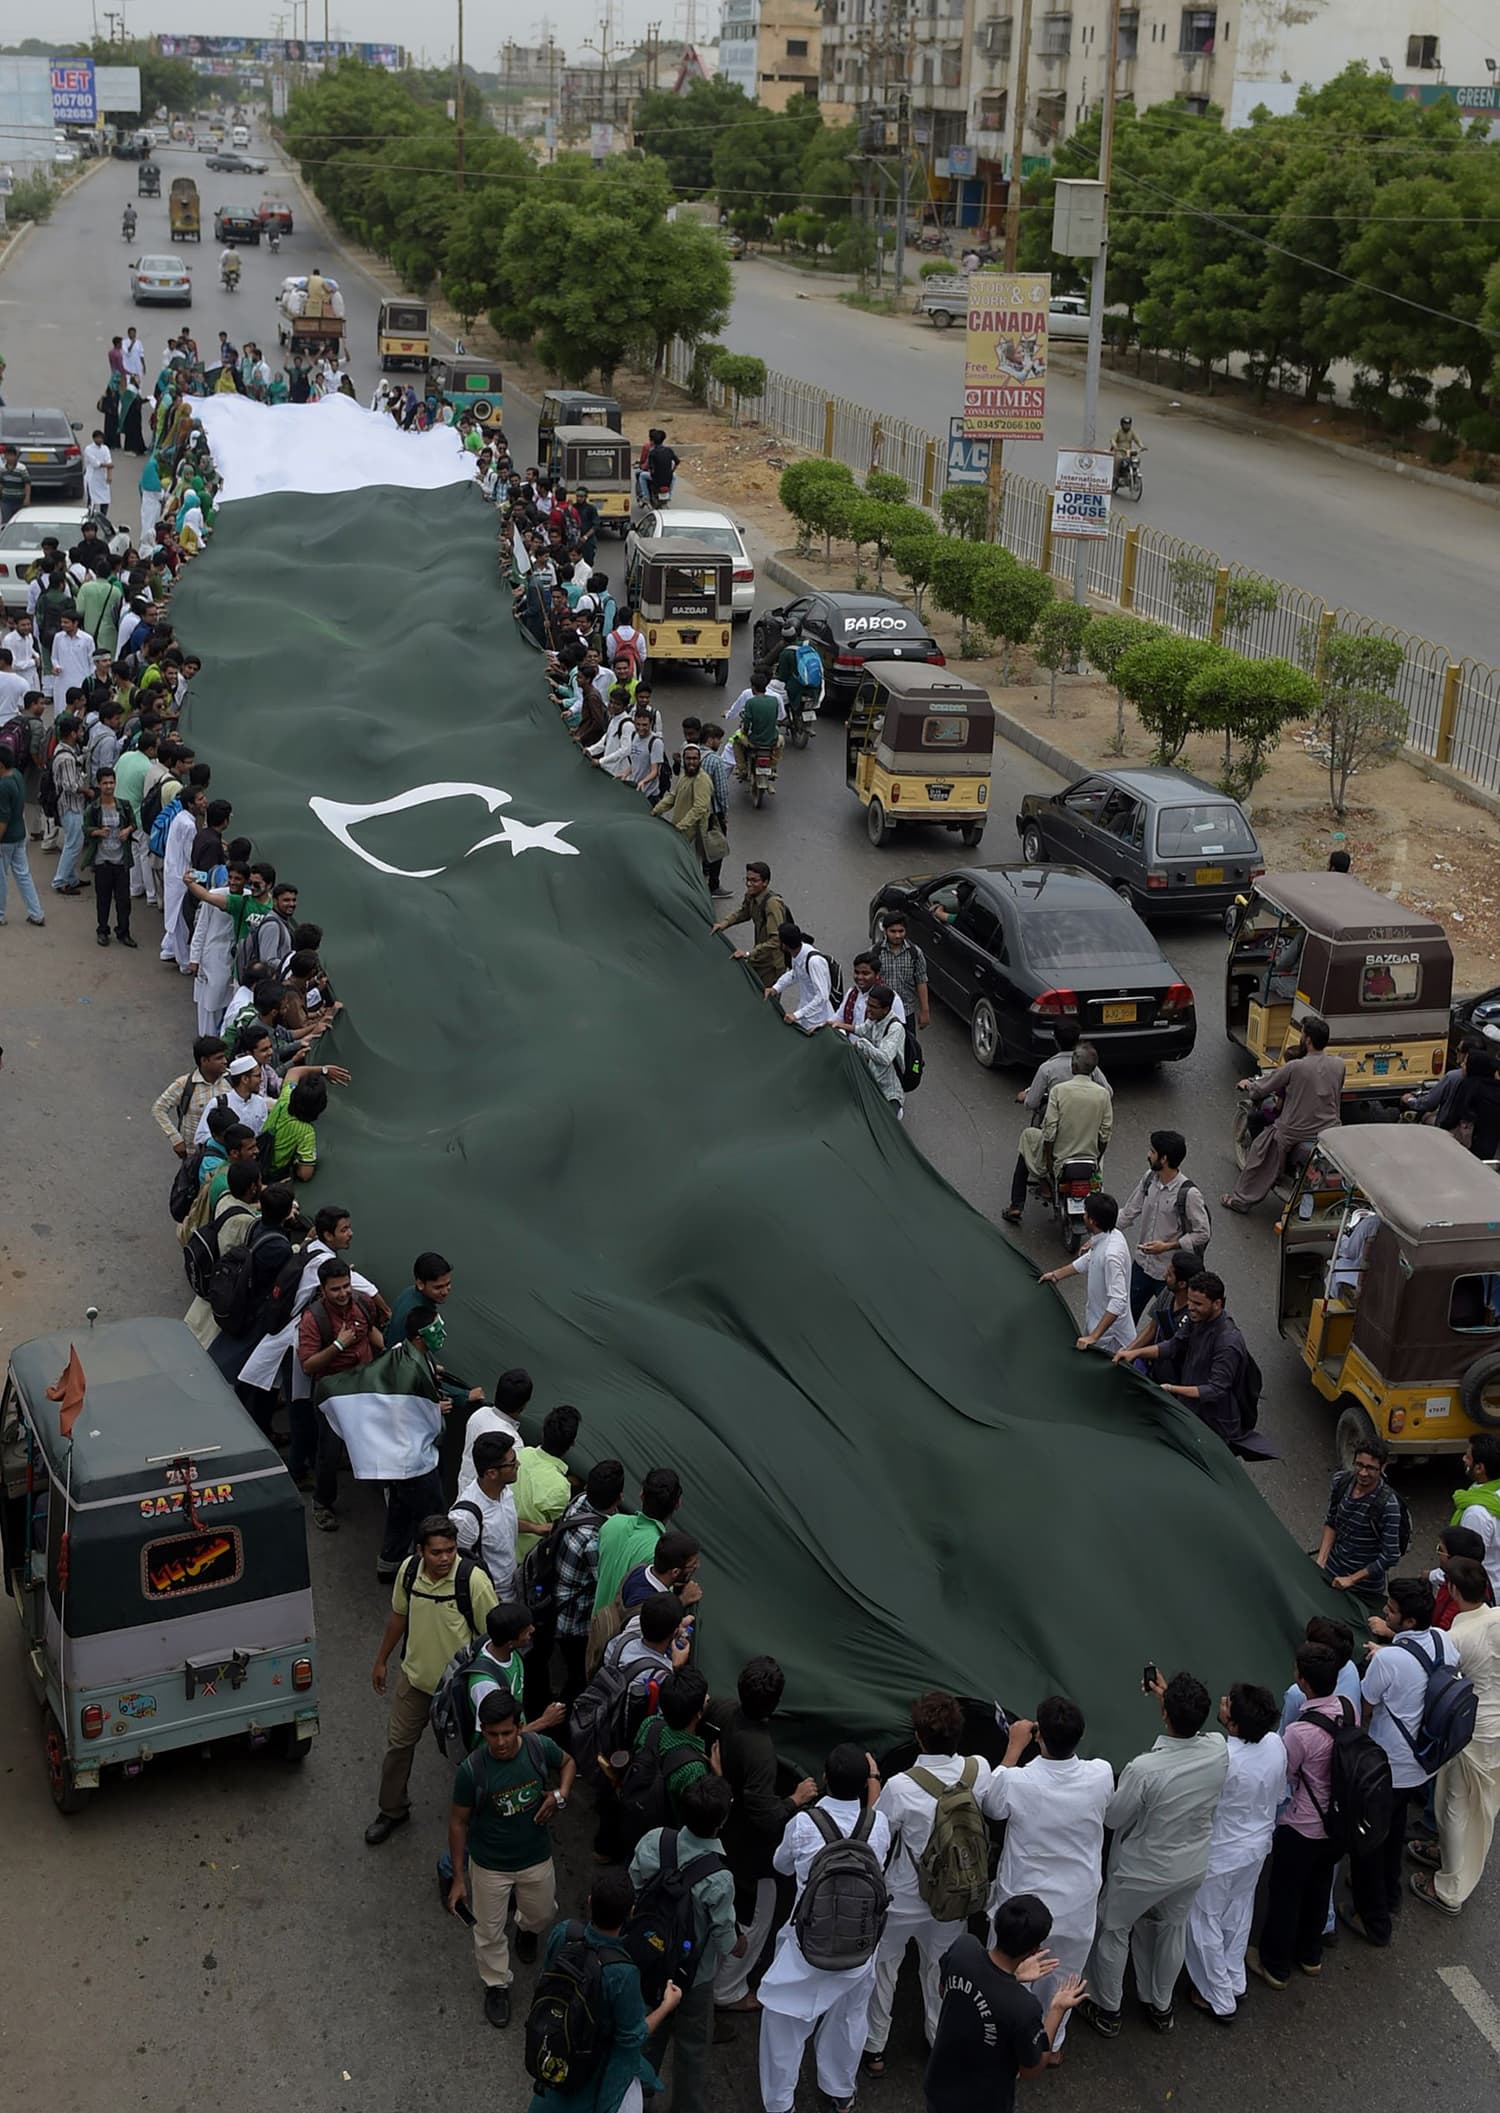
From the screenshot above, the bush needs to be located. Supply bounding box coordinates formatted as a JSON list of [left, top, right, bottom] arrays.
[[1085, 613, 1170, 752], [1032, 601, 1092, 715], [890, 525, 939, 616], [927, 537, 991, 655], [778, 457, 855, 560], [689, 340, 728, 406], [1187, 653, 1318, 798], [1429, 432, 1460, 466], [711, 350, 767, 426], [6, 174, 55, 224], [970, 555, 1054, 681], [939, 485, 989, 541], [1115, 636, 1225, 763], [1460, 411, 1500, 458], [865, 469, 907, 506], [1315, 633, 1408, 814], [919, 258, 953, 281]]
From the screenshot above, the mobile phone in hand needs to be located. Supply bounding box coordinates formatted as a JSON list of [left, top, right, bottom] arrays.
[[451, 1895, 476, 1926], [1142, 1662, 1160, 1695]]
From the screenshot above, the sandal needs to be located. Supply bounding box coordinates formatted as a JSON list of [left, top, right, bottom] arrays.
[[1219, 1194, 1251, 1213], [1001, 1207, 1023, 1226], [861, 2051, 887, 2077], [1409, 1869, 1460, 1915], [1406, 1838, 1442, 1870]]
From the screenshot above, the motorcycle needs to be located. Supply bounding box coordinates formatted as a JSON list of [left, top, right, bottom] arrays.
[[221, 264, 240, 293], [268, 228, 281, 255], [784, 694, 814, 751], [121, 214, 136, 243], [1116, 455, 1143, 503], [1050, 1156, 1103, 1254], [747, 746, 777, 809]]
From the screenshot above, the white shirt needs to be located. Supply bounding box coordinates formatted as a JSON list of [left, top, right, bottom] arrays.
[[452, 1480, 519, 1602], [725, 685, 787, 728], [457, 1404, 524, 1494], [50, 627, 98, 695], [1456, 1501, 1500, 1603], [877, 1753, 994, 1917], [122, 336, 147, 380], [1363, 1628, 1459, 1788], [1071, 1228, 1135, 1352], [82, 442, 112, 501], [772, 943, 835, 1031], [0, 668, 29, 712], [1202, 1732, 1287, 1876], [193, 1086, 270, 1143], [760, 1797, 895, 2015], [979, 1753, 1115, 1940], [1, 629, 38, 684]]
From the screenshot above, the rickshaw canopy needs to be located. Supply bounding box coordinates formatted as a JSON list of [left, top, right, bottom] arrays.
[[551, 426, 632, 484], [1250, 871, 1447, 948], [541, 390, 622, 433], [1310, 1123, 1500, 1249], [857, 664, 995, 760], [636, 541, 734, 615]]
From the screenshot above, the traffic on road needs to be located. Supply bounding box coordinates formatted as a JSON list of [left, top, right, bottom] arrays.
[[2, 127, 1500, 2113]]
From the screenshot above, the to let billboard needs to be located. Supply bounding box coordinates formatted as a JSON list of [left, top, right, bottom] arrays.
[[50, 59, 96, 125], [963, 272, 1049, 441]]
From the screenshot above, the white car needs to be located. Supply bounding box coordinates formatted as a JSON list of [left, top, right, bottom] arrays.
[[1048, 294, 1091, 341], [0, 505, 119, 616], [130, 253, 193, 306], [52, 141, 80, 166], [625, 506, 755, 621]]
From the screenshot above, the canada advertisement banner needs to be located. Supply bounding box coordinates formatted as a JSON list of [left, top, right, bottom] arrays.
[[963, 272, 1050, 441]]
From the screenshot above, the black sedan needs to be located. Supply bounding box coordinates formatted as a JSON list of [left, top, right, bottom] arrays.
[[213, 206, 262, 245], [752, 591, 944, 711], [869, 863, 1197, 1071]]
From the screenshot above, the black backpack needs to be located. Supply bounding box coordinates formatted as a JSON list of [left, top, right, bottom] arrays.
[[140, 773, 168, 833], [567, 1636, 645, 1784], [0, 713, 30, 769], [257, 1246, 315, 1337], [898, 1023, 924, 1093], [398, 1551, 482, 1648], [624, 1829, 727, 2006], [524, 1922, 628, 2093], [1391, 1632, 1478, 1775], [168, 1141, 210, 1223], [792, 1805, 891, 1971], [616, 1717, 706, 1853], [1171, 1175, 1211, 1252], [1332, 1470, 1412, 1559], [807, 946, 845, 1005], [1303, 1698, 1394, 1854], [183, 1202, 253, 1297], [520, 1499, 603, 1620], [206, 1221, 281, 1336]]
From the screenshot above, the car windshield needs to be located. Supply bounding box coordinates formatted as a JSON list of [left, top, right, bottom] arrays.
[[666, 525, 741, 555], [1154, 802, 1256, 857], [1, 414, 69, 439], [1018, 901, 1164, 970], [0, 518, 79, 548], [139, 257, 183, 272]]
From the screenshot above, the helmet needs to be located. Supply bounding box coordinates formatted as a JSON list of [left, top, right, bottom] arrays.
[[781, 625, 797, 641], [1119, 416, 1133, 430]]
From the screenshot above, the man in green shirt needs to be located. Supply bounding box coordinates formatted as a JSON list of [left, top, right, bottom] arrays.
[[0, 751, 45, 925], [447, 1688, 576, 2028], [513, 1403, 581, 1563], [593, 1466, 684, 1613]]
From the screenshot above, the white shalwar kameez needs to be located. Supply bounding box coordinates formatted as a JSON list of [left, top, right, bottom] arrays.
[[1183, 1730, 1287, 2015], [979, 1751, 1115, 2047]]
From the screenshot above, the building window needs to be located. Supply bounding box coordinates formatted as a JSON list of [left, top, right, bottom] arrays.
[[1407, 33, 1440, 68], [941, 42, 964, 85], [786, 36, 809, 54], [980, 88, 1009, 128], [1117, 7, 1140, 57], [1041, 11, 1073, 57], [1182, 92, 1210, 113], [1179, 7, 1216, 53], [1035, 88, 1066, 136], [980, 15, 1013, 59]]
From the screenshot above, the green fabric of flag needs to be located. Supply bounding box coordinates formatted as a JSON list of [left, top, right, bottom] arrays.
[[171, 483, 1343, 1765]]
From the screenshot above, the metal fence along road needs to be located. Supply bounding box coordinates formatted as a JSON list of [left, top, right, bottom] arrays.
[[666, 337, 1500, 801]]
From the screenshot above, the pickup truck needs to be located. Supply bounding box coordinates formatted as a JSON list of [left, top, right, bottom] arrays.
[[914, 277, 1092, 339]]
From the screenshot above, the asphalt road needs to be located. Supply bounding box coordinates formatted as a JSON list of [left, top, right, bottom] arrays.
[[2, 151, 1498, 2113], [721, 257, 1500, 671]]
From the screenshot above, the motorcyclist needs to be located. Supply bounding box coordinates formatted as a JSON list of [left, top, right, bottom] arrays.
[[220, 246, 241, 289], [268, 226, 281, 254], [729, 668, 784, 790], [1110, 415, 1144, 490], [645, 429, 680, 504], [122, 205, 136, 241], [775, 624, 821, 735]]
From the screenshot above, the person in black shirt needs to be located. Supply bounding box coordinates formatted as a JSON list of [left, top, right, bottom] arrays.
[[646, 432, 680, 497], [710, 1656, 819, 2014], [924, 1895, 1086, 2113], [1443, 1047, 1500, 1160]]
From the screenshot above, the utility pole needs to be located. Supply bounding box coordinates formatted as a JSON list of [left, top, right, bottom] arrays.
[[455, 0, 466, 191], [1071, 0, 1122, 606], [987, 0, 1034, 536], [893, 89, 910, 300]]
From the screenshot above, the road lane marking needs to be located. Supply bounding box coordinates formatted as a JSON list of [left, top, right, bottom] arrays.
[[1438, 1965, 1500, 2061]]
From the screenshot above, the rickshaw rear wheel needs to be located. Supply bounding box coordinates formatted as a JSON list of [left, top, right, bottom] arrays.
[[45, 1710, 91, 1816], [274, 1723, 313, 1764], [867, 799, 893, 847], [1459, 1352, 1500, 1430], [960, 823, 985, 848], [714, 662, 730, 687], [1335, 1402, 1379, 1471]]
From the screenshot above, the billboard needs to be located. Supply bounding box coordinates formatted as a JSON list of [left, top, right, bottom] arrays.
[[1049, 447, 1113, 539], [157, 36, 405, 69], [50, 58, 96, 125], [96, 65, 143, 114], [963, 271, 1049, 441]]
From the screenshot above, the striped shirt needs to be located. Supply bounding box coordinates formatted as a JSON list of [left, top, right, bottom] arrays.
[[874, 939, 927, 1017], [1322, 1471, 1403, 1594], [698, 743, 733, 820]]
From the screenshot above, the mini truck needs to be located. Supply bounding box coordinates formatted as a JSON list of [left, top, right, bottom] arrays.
[[1, 1318, 319, 1813]]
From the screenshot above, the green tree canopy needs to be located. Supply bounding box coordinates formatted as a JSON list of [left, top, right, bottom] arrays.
[[635, 76, 753, 197]]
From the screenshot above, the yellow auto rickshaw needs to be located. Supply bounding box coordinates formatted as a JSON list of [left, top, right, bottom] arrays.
[[549, 424, 633, 535], [845, 664, 995, 848], [1277, 1122, 1500, 1464], [169, 175, 200, 243], [377, 298, 430, 371], [1226, 871, 1453, 1112], [536, 389, 622, 460], [635, 542, 733, 685]]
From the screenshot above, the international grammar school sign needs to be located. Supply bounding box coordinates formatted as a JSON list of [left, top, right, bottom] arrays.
[[50, 60, 96, 126]]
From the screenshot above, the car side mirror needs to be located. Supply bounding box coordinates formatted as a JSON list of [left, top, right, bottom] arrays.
[[70, 420, 82, 431]]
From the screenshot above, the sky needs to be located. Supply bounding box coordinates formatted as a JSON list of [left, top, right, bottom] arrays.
[[43, 2, 721, 68]]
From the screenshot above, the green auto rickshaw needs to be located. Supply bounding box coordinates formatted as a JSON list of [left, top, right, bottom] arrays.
[[1, 1317, 319, 1813]]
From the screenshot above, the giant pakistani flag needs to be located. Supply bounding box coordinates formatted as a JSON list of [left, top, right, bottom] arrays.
[[177, 396, 1341, 1764]]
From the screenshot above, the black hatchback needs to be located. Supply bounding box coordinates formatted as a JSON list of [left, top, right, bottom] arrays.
[[753, 590, 944, 710], [1017, 765, 1262, 916], [869, 863, 1197, 1071]]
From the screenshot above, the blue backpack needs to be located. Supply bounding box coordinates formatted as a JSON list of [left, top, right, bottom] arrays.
[[794, 640, 822, 690], [1392, 1632, 1478, 1774], [149, 794, 183, 857]]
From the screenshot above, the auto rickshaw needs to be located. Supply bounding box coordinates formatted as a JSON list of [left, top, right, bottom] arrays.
[[137, 160, 160, 198], [548, 424, 633, 535], [845, 664, 995, 848], [1225, 871, 1452, 1111], [168, 174, 200, 242], [427, 357, 504, 431], [0, 1317, 319, 1813], [1276, 1123, 1500, 1465], [536, 389, 623, 460], [377, 298, 430, 371], [635, 541, 733, 685]]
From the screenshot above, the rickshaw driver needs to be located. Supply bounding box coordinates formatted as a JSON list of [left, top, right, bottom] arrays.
[[1266, 926, 1306, 1000], [1222, 1015, 1347, 1214]]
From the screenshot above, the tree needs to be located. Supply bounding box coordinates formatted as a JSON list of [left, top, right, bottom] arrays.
[[927, 538, 991, 656], [1032, 602, 1092, 716], [1115, 636, 1225, 762], [635, 76, 752, 197], [890, 525, 939, 617], [779, 459, 853, 557], [714, 99, 822, 237], [1084, 614, 1170, 752], [798, 120, 858, 229], [1187, 653, 1318, 797], [865, 470, 908, 506], [499, 196, 646, 385], [1314, 633, 1408, 814], [939, 486, 989, 540], [639, 222, 733, 376], [969, 554, 1054, 680], [711, 351, 767, 426]]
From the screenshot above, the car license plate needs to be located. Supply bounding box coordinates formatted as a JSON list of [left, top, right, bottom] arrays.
[[1101, 1002, 1137, 1024], [679, 629, 700, 644], [1194, 866, 1224, 884], [24, 450, 47, 462], [926, 784, 952, 801]]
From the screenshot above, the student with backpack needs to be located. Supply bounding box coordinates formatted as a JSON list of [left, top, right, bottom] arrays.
[[447, 1688, 575, 2030], [1316, 1436, 1408, 1611], [524, 1865, 679, 2111], [1345, 1574, 1465, 1947], [1116, 1129, 1213, 1320], [757, 1742, 893, 2113], [861, 1692, 994, 2079], [1411, 1553, 1500, 1914], [204, 1180, 297, 1401], [626, 1774, 738, 2113], [1248, 1641, 1374, 1988], [367, 1513, 499, 1847], [617, 1667, 712, 1853]]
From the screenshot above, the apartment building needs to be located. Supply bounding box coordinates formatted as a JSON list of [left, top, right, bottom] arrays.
[[721, 0, 822, 108]]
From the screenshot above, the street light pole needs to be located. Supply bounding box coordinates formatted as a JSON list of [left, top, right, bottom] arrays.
[[455, 0, 466, 192], [1072, 0, 1122, 605]]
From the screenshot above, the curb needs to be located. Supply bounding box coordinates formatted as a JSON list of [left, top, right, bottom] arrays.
[[0, 150, 110, 279], [0, 217, 37, 281]]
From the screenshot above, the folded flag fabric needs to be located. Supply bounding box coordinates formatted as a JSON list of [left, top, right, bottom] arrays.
[[318, 1342, 442, 1482]]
